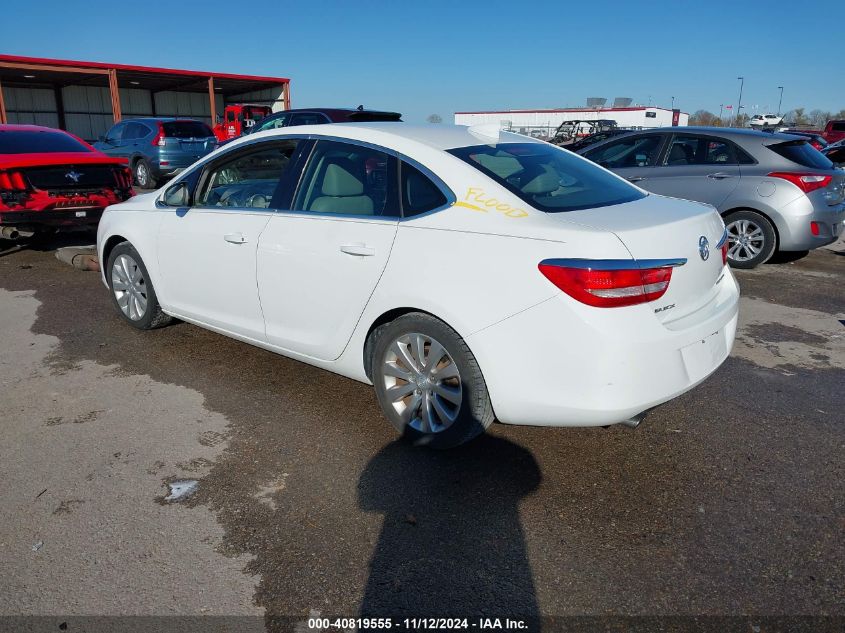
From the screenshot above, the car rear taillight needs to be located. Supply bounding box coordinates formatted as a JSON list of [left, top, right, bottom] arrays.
[[0, 170, 31, 209], [113, 167, 133, 190], [767, 171, 832, 194], [538, 259, 684, 308], [151, 123, 166, 147]]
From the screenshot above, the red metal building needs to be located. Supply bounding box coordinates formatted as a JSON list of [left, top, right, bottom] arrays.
[[0, 55, 290, 141]]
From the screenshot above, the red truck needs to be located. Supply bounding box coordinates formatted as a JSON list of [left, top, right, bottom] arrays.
[[212, 104, 273, 142], [822, 120, 845, 144]]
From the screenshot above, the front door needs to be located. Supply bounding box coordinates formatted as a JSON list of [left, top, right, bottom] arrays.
[[257, 139, 400, 360], [156, 140, 302, 341]]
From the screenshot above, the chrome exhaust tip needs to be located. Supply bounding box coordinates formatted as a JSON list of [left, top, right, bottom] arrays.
[[619, 409, 651, 429]]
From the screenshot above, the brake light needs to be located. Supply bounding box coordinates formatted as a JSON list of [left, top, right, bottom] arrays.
[[151, 123, 166, 147], [538, 259, 682, 308], [0, 170, 28, 191], [768, 172, 832, 194], [721, 239, 729, 265]]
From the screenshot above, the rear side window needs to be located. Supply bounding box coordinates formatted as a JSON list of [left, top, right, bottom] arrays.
[[255, 113, 290, 132], [0, 130, 92, 154], [665, 135, 755, 165], [293, 139, 399, 217], [162, 121, 214, 139], [449, 142, 646, 213], [769, 141, 833, 170], [289, 113, 331, 126], [401, 162, 448, 217], [832, 122, 845, 132], [583, 135, 664, 168]]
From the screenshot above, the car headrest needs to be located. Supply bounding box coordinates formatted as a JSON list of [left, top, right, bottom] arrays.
[[521, 170, 560, 195], [321, 160, 364, 197]]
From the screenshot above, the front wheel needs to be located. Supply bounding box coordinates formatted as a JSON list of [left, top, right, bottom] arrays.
[[107, 242, 172, 330], [724, 210, 777, 269], [370, 313, 494, 449]]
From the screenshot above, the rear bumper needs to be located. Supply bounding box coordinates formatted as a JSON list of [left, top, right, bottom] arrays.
[[467, 268, 740, 427], [776, 196, 845, 251], [0, 208, 103, 228]]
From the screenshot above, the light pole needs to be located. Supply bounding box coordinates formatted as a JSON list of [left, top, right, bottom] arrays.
[[736, 76, 744, 127], [719, 104, 724, 120], [671, 96, 675, 110], [777, 86, 784, 115]]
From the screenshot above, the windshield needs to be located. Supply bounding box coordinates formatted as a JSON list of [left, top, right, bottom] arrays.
[[162, 121, 214, 139], [0, 130, 92, 154], [448, 142, 645, 213]]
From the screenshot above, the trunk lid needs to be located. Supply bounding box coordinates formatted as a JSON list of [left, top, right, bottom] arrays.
[[559, 194, 727, 323]]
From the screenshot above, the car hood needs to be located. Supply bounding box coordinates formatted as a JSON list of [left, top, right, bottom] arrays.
[[0, 152, 128, 169]]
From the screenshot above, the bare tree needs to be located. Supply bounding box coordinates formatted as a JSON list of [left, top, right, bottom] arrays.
[[426, 114, 443, 124], [785, 107, 808, 125], [689, 110, 721, 126], [809, 109, 831, 129]]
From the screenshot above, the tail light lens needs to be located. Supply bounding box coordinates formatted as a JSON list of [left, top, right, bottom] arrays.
[[767, 172, 832, 194], [0, 170, 31, 209], [151, 123, 166, 147], [538, 259, 681, 308]]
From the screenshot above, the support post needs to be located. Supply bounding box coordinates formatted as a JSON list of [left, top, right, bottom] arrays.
[[208, 76, 216, 127], [0, 78, 6, 124], [108, 69, 122, 123]]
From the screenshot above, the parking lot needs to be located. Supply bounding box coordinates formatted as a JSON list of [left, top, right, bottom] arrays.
[[0, 232, 842, 629]]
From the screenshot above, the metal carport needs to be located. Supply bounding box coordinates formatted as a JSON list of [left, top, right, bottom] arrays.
[[0, 55, 290, 141]]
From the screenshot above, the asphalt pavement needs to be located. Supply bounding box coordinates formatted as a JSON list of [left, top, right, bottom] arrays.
[[0, 232, 842, 632]]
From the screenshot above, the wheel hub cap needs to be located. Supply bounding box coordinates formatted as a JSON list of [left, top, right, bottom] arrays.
[[381, 333, 463, 434], [111, 254, 148, 321], [726, 219, 765, 262]]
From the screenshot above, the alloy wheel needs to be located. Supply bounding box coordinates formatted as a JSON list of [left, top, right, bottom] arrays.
[[726, 219, 765, 262], [135, 163, 149, 188], [381, 333, 463, 434], [111, 254, 148, 320]]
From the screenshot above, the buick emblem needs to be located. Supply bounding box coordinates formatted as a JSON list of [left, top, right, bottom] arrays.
[[698, 235, 710, 261], [65, 170, 83, 183]]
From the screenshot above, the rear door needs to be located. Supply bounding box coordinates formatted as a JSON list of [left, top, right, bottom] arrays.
[[257, 138, 400, 360], [581, 133, 668, 185], [633, 134, 743, 208], [156, 139, 303, 340]]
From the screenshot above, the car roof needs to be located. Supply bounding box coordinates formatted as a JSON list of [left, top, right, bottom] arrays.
[[126, 117, 206, 123], [245, 122, 540, 151], [0, 124, 70, 133], [645, 126, 800, 141]]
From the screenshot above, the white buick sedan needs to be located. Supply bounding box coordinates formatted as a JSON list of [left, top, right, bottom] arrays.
[[97, 123, 739, 448]]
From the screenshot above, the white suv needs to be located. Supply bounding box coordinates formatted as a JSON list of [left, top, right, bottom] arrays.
[[749, 114, 784, 128]]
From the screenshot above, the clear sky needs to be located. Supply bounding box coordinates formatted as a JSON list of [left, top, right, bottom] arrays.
[[3, 0, 843, 122]]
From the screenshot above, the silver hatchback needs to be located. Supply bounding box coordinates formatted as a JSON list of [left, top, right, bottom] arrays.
[[579, 127, 845, 268]]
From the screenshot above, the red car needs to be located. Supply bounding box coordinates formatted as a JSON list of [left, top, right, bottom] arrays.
[[823, 120, 845, 144], [0, 125, 133, 238]]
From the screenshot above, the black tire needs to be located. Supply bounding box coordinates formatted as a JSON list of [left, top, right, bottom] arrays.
[[723, 209, 777, 269], [106, 242, 172, 330], [369, 312, 494, 449], [133, 158, 158, 189]]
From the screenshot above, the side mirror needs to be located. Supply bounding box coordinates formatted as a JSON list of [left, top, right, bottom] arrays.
[[163, 181, 191, 207], [97, 135, 105, 142]]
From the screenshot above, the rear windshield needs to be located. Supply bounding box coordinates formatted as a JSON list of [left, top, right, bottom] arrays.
[[769, 140, 833, 170], [448, 142, 645, 213], [0, 130, 92, 154], [347, 111, 402, 122], [162, 121, 214, 138]]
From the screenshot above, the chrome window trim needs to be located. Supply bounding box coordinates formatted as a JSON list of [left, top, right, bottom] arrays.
[[540, 258, 687, 270], [156, 133, 457, 221]]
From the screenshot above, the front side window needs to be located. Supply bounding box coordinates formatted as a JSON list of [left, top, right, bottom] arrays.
[[293, 139, 398, 217], [197, 141, 300, 208], [449, 142, 646, 213], [105, 123, 126, 143], [583, 135, 664, 168]]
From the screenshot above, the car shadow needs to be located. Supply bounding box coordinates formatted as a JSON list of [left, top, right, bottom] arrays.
[[357, 433, 542, 621]]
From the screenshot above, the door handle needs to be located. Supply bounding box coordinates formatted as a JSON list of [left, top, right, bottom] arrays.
[[707, 172, 733, 179], [224, 233, 247, 244], [340, 243, 376, 257], [627, 177, 646, 182]]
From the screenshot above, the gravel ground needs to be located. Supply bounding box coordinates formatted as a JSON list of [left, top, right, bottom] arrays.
[[0, 232, 842, 632]]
